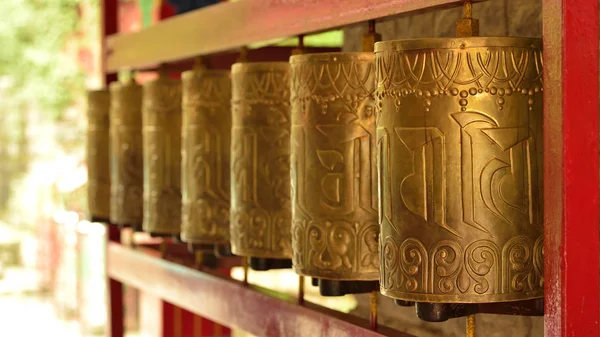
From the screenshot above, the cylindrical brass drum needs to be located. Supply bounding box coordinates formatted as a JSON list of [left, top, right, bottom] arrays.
[[142, 74, 182, 236], [230, 62, 292, 266], [87, 89, 111, 222], [375, 37, 543, 304], [181, 69, 232, 247], [109, 80, 144, 229], [290, 53, 379, 285]]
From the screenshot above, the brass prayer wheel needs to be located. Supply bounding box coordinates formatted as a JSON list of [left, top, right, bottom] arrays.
[[230, 62, 292, 264], [290, 53, 379, 285], [109, 79, 144, 228], [87, 89, 111, 222], [375, 37, 544, 305], [181, 69, 232, 247], [142, 73, 182, 236]]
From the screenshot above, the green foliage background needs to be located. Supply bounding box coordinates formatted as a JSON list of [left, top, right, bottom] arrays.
[[0, 0, 92, 224], [0, 0, 84, 116]]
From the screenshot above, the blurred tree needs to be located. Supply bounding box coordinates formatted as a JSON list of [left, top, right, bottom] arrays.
[[0, 0, 85, 219], [0, 0, 83, 118]]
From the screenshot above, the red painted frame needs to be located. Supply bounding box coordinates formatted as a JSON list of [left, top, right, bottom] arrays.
[[106, 226, 124, 337], [543, 0, 600, 336], [101, 0, 121, 336], [101, 0, 118, 85], [107, 243, 411, 337], [101, 0, 600, 336], [105, 0, 485, 71], [139, 245, 234, 337]]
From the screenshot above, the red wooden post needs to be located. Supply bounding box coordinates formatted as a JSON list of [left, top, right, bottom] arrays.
[[101, 0, 121, 335], [107, 226, 124, 337], [543, 0, 599, 336], [106, 225, 124, 337], [101, 0, 118, 85]]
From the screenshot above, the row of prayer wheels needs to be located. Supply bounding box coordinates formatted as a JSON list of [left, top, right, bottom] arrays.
[[87, 33, 543, 321]]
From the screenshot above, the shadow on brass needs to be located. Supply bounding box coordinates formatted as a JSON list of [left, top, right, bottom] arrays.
[[87, 89, 111, 222], [142, 75, 182, 235], [290, 52, 379, 281], [181, 69, 232, 245], [110, 80, 143, 228], [230, 62, 292, 260], [375, 37, 544, 303]]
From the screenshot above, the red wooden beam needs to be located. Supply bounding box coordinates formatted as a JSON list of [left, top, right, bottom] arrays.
[[105, 0, 484, 71], [543, 0, 599, 336], [132, 46, 340, 73], [107, 243, 414, 337]]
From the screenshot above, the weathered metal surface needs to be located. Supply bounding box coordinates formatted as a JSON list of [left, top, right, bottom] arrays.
[[542, 0, 599, 336], [107, 242, 414, 337], [105, 0, 486, 71], [181, 69, 232, 245], [87, 89, 111, 222], [290, 52, 379, 281], [109, 79, 144, 228], [375, 37, 544, 303], [230, 62, 292, 259], [142, 73, 183, 236]]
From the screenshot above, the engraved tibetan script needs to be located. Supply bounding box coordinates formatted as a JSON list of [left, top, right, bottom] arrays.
[[375, 38, 544, 302]]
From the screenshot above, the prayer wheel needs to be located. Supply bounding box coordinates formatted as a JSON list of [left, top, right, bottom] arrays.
[[87, 89, 111, 223], [375, 37, 544, 320], [142, 72, 182, 236], [230, 62, 292, 270], [109, 79, 144, 230], [181, 68, 232, 252], [290, 52, 379, 295]]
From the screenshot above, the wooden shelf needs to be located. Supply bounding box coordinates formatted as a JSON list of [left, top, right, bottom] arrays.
[[107, 242, 414, 337], [106, 0, 480, 72]]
